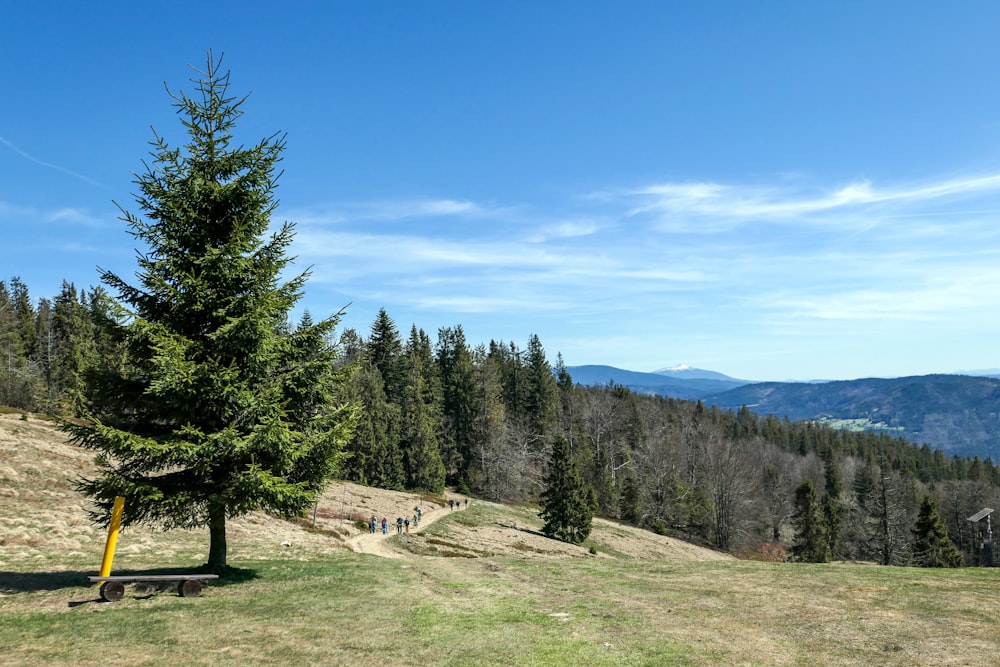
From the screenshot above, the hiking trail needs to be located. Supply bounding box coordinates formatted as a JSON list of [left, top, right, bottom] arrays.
[[347, 503, 464, 559]]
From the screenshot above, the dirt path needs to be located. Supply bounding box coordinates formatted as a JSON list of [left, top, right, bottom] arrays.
[[347, 504, 465, 558]]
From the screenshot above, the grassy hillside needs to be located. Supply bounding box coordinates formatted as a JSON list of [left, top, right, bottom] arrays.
[[2, 412, 999, 666]]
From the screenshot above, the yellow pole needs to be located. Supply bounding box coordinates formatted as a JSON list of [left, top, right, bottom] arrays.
[[97, 497, 126, 579]]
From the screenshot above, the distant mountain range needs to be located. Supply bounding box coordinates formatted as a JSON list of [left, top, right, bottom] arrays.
[[566, 365, 1000, 459], [565, 365, 749, 399]]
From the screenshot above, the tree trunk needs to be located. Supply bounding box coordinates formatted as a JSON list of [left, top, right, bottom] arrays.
[[207, 505, 227, 572]]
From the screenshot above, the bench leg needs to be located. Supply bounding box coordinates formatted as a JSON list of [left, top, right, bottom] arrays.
[[178, 579, 203, 597], [100, 581, 126, 602]]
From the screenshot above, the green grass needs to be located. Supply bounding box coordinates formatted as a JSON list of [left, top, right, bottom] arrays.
[[3, 550, 998, 667], [5, 413, 996, 665]]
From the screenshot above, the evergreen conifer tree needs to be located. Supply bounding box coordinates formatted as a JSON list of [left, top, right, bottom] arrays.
[[399, 362, 446, 492], [539, 435, 596, 545], [52, 281, 96, 413], [65, 55, 357, 572], [790, 480, 831, 562], [367, 308, 405, 403], [523, 334, 558, 436], [912, 495, 963, 567], [399, 326, 445, 491], [344, 364, 403, 489], [821, 449, 844, 558], [436, 326, 478, 488]]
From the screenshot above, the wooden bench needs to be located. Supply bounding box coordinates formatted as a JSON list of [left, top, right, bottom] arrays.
[[88, 574, 219, 602]]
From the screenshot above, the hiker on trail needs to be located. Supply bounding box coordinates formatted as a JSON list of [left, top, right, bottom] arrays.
[[449, 499, 454, 511], [416, 507, 422, 522], [381, 517, 388, 534], [404, 518, 410, 533], [372, 515, 379, 533], [413, 513, 418, 528], [396, 517, 403, 534], [465, 499, 468, 508]]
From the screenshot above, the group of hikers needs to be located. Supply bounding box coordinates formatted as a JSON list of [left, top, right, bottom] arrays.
[[366, 498, 469, 536]]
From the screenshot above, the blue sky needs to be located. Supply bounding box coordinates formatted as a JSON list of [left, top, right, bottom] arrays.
[[4, 2, 1000, 381]]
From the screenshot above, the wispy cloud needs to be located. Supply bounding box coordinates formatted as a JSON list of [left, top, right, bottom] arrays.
[[287, 198, 496, 225], [0, 136, 107, 189], [525, 219, 602, 242], [619, 173, 1000, 232], [45, 207, 110, 228]]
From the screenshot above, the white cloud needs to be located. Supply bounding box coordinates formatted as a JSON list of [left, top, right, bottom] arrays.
[[417, 199, 480, 215], [622, 173, 1000, 232], [286, 198, 490, 226], [45, 207, 109, 228], [525, 219, 602, 242]]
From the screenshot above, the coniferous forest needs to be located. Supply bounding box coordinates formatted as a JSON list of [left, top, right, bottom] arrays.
[[3, 279, 999, 566]]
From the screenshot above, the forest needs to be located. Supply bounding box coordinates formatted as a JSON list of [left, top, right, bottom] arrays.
[[3, 277, 999, 566]]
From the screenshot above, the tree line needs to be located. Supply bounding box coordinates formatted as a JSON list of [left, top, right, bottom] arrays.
[[7, 276, 996, 565]]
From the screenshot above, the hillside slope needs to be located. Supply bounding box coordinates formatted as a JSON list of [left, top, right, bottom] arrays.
[[0, 412, 729, 572]]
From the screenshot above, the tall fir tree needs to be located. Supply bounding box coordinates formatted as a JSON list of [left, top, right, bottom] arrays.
[[436, 326, 478, 488], [399, 325, 445, 491], [343, 364, 403, 489], [539, 435, 597, 545], [399, 358, 446, 492], [523, 334, 558, 437], [821, 449, 844, 558], [10, 277, 37, 364], [911, 495, 963, 567], [790, 480, 831, 563], [0, 278, 38, 410], [65, 55, 357, 571], [51, 281, 96, 413], [367, 308, 405, 403]]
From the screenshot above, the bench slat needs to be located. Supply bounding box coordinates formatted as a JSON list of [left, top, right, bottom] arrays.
[[88, 574, 219, 582]]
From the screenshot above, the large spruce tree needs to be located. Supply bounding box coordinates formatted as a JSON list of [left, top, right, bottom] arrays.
[[66, 55, 357, 572], [539, 435, 596, 545]]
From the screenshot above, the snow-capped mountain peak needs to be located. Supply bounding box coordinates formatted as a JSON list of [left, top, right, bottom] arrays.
[[652, 365, 742, 382], [655, 364, 692, 373]]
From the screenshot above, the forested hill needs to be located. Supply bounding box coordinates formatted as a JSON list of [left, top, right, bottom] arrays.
[[703, 374, 1000, 459], [4, 276, 1000, 564]]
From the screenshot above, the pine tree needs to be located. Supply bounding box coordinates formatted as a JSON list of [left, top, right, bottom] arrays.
[[65, 54, 357, 572], [343, 364, 403, 489], [437, 326, 479, 488], [912, 495, 962, 567], [367, 308, 405, 403], [790, 480, 830, 562], [539, 435, 596, 545], [51, 281, 96, 413], [821, 449, 844, 558], [0, 278, 38, 410], [399, 360, 445, 492], [523, 334, 558, 436], [10, 277, 37, 363], [554, 352, 573, 392]]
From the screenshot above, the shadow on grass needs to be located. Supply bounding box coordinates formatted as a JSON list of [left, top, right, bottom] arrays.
[[1, 565, 259, 599], [0, 569, 92, 594], [498, 521, 549, 539]]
